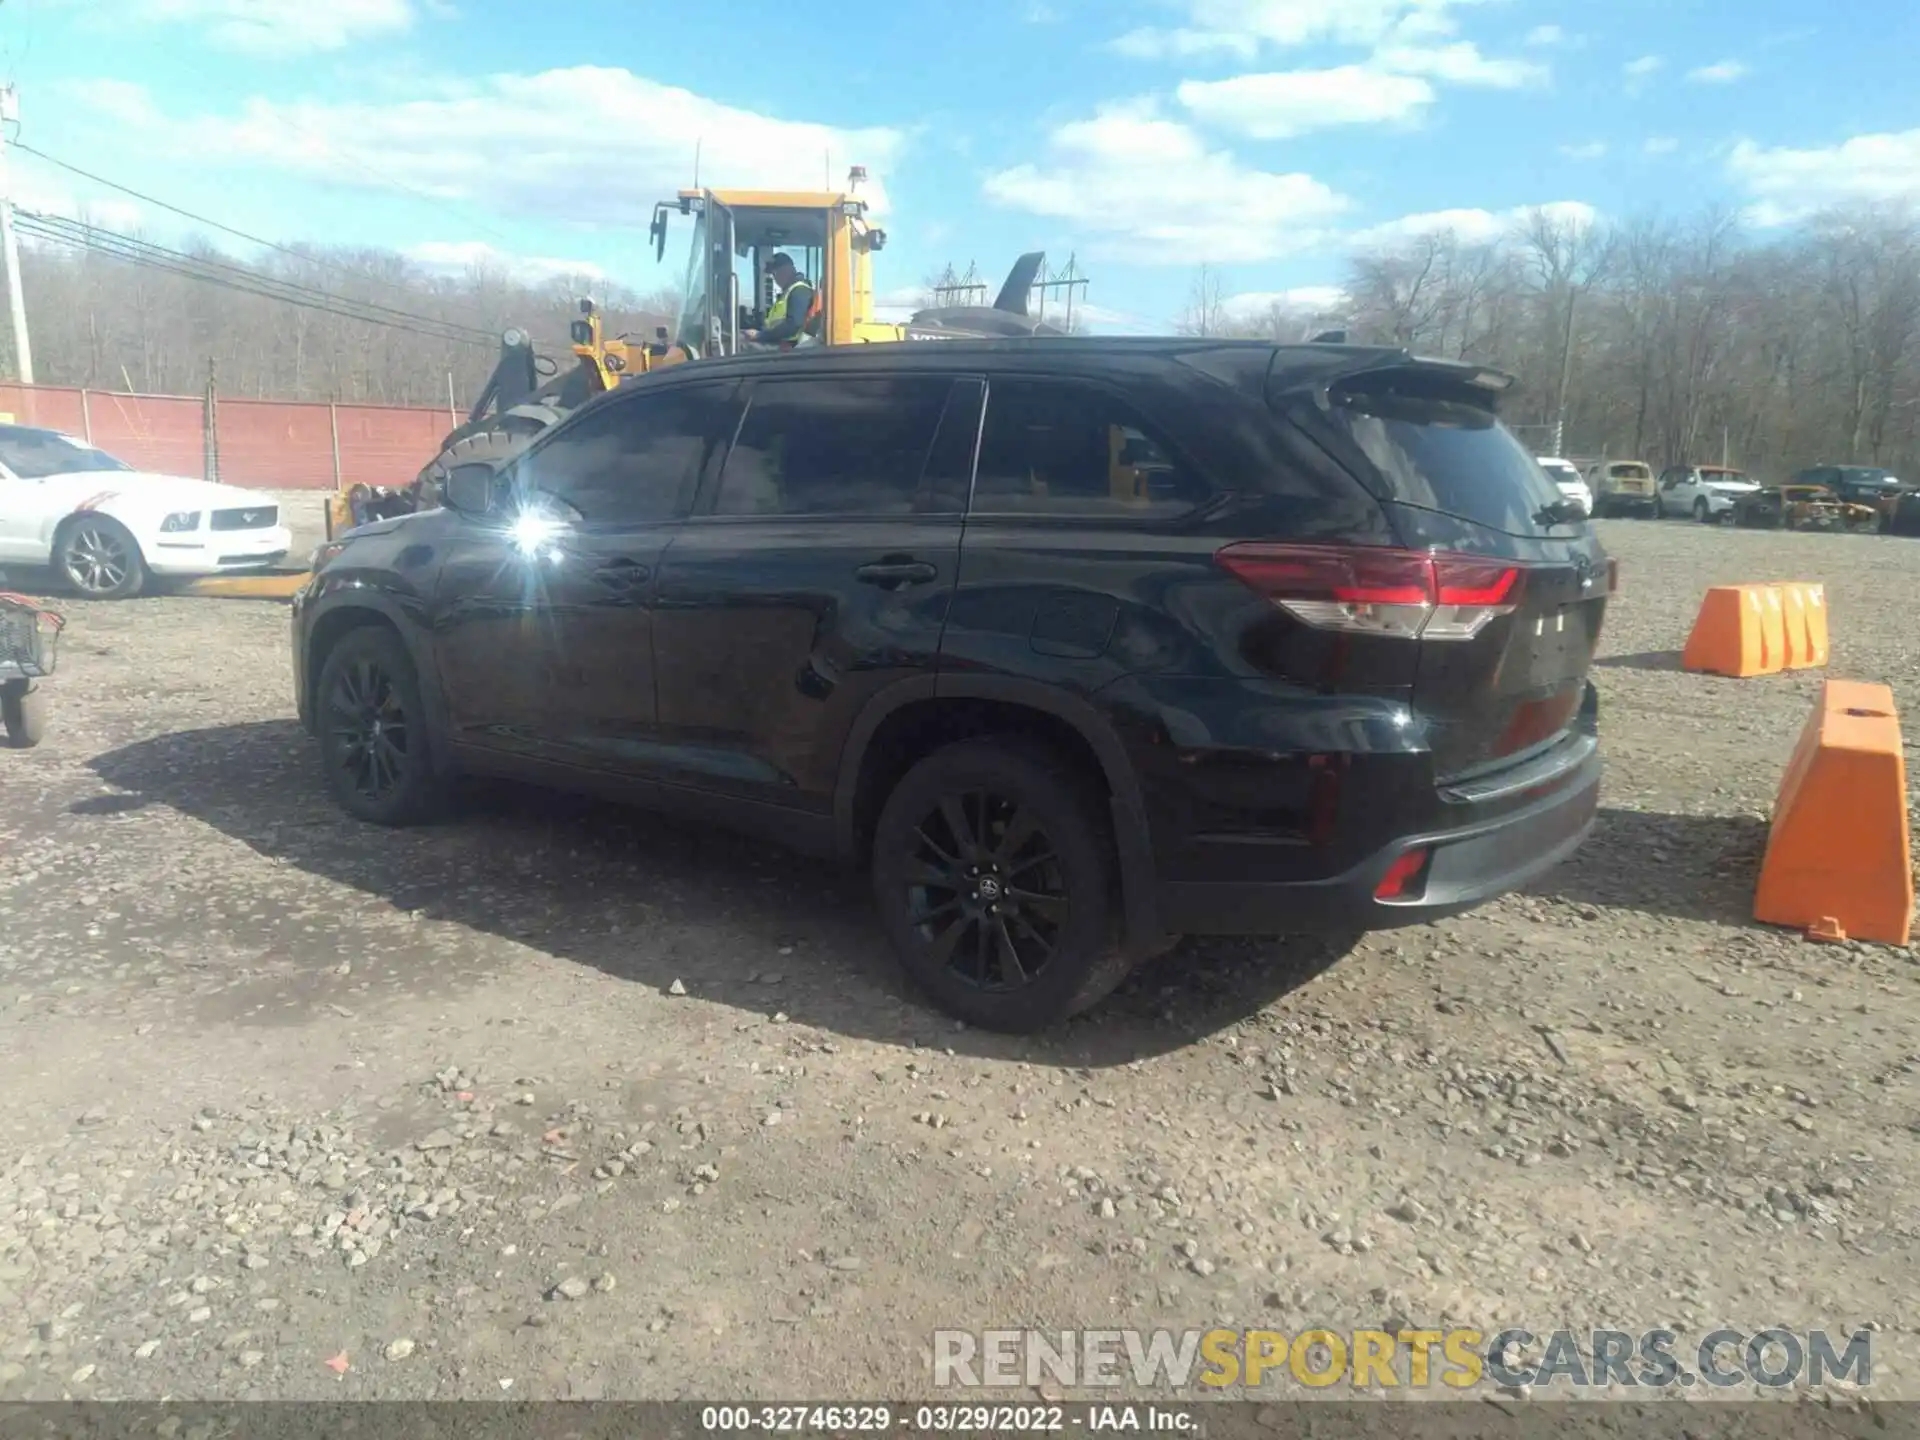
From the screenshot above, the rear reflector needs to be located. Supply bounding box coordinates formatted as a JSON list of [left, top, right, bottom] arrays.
[[1214, 543, 1523, 642], [1374, 847, 1431, 900]]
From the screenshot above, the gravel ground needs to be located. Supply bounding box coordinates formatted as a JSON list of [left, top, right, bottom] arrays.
[[1, 515, 1917, 1406]]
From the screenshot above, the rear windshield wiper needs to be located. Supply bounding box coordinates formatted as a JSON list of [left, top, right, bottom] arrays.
[[1534, 499, 1585, 526]]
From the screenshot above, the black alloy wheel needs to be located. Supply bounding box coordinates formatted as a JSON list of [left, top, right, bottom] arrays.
[[315, 627, 443, 825], [902, 788, 1071, 992], [329, 654, 409, 803], [872, 739, 1137, 1032]]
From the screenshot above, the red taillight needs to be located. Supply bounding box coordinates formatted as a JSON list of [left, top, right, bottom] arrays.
[[1214, 543, 1523, 641], [1374, 847, 1431, 900]]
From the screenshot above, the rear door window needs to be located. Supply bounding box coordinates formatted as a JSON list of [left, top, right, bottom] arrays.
[[971, 378, 1210, 519], [1328, 383, 1566, 536], [710, 376, 955, 517]]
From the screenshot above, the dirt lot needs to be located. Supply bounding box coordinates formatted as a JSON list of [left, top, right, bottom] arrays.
[[1, 515, 1917, 1405]]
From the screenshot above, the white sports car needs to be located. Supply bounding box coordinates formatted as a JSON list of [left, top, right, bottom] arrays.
[[0, 424, 293, 598]]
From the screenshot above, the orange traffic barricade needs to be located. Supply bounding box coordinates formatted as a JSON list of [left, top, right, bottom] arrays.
[[1682, 584, 1787, 677], [1778, 581, 1830, 669], [1754, 678, 1912, 946]]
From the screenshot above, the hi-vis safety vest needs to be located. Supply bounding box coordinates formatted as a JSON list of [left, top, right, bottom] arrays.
[[766, 278, 822, 342]]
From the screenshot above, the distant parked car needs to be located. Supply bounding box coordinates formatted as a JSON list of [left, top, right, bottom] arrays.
[[1584, 460, 1656, 518], [1535, 456, 1592, 517], [1791, 465, 1907, 508], [0, 424, 292, 598], [1656, 464, 1759, 523], [1732, 483, 1877, 532]]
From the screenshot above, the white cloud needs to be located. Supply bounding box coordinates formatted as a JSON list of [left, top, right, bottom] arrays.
[[1729, 129, 1920, 226], [1110, 26, 1255, 60], [1177, 67, 1435, 138], [1558, 141, 1608, 160], [1644, 135, 1679, 155], [1525, 24, 1565, 46], [405, 240, 605, 283], [981, 101, 1352, 264], [1352, 199, 1598, 249], [72, 70, 904, 234], [1373, 39, 1546, 87], [872, 283, 928, 325], [1623, 54, 1664, 78], [1225, 284, 1349, 318], [1687, 59, 1749, 84], [1110, 0, 1502, 60], [10, 171, 144, 233], [123, 0, 416, 54], [1072, 301, 1162, 333]]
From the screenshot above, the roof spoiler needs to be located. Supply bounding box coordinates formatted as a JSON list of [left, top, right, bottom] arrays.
[[993, 253, 1047, 316], [1267, 348, 1517, 415]]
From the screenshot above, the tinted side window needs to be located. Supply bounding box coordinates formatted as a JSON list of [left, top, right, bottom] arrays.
[[972, 380, 1207, 518], [521, 384, 728, 524], [711, 377, 952, 517]]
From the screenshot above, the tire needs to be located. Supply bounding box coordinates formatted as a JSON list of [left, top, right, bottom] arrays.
[[1653, 497, 1666, 520], [870, 738, 1135, 1033], [1, 678, 47, 748], [314, 625, 445, 826], [415, 412, 556, 494], [1693, 498, 1711, 524], [54, 515, 145, 599]]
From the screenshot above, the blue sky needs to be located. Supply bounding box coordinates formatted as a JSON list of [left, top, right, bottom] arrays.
[[5, 0, 1919, 332]]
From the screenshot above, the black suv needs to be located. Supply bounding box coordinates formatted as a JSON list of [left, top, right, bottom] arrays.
[[292, 340, 1609, 1031]]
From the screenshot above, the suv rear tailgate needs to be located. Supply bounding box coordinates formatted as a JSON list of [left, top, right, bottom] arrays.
[[1272, 355, 1611, 779]]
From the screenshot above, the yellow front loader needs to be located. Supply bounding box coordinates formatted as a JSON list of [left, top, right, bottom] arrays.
[[181, 167, 1057, 601]]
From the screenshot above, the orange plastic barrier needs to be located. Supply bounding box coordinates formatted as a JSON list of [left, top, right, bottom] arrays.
[[1682, 584, 1787, 677], [1779, 581, 1830, 670], [1754, 678, 1912, 946]]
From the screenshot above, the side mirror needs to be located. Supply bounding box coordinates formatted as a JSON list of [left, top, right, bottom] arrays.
[[443, 463, 498, 516], [650, 210, 669, 262]]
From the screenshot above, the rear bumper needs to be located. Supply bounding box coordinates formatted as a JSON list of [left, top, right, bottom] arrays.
[[1157, 732, 1601, 936]]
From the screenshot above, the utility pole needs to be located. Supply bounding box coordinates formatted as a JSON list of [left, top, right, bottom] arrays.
[[0, 86, 34, 384]]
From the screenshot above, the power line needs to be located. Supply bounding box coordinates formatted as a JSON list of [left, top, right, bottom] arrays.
[[15, 211, 492, 348], [11, 141, 511, 322], [16, 209, 495, 343]]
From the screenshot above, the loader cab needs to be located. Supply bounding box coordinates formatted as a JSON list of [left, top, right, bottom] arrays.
[[652, 173, 889, 359]]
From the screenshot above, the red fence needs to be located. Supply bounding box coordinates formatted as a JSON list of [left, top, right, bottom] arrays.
[[0, 384, 459, 491]]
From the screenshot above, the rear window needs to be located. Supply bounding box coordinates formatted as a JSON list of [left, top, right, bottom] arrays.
[[1610, 464, 1649, 479], [1329, 386, 1568, 535]]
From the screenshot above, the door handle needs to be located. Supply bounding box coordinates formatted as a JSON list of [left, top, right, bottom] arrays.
[[855, 559, 938, 588]]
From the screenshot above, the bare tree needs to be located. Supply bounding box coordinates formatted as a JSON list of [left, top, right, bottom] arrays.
[[1175, 264, 1228, 338], [8, 233, 683, 408], [1334, 199, 1920, 479]]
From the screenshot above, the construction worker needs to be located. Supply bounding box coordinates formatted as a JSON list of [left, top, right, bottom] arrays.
[[743, 253, 817, 349]]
